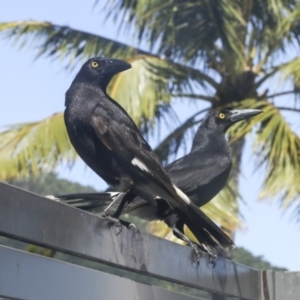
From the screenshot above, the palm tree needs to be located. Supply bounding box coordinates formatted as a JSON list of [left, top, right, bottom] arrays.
[[1, 0, 300, 236]]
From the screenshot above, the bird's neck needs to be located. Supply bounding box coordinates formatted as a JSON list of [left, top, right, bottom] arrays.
[[65, 81, 107, 107], [190, 127, 230, 156], [71, 73, 113, 93]]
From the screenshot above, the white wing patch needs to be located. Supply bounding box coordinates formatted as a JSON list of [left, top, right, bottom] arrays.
[[131, 157, 151, 174], [172, 184, 190, 203], [108, 192, 120, 199], [45, 195, 60, 201]]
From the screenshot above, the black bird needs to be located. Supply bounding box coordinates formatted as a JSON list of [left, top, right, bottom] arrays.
[[63, 56, 235, 258], [53, 106, 261, 252]]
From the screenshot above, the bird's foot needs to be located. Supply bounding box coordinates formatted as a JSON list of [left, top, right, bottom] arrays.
[[188, 242, 202, 265], [171, 226, 202, 265], [100, 213, 123, 234], [128, 222, 137, 233], [208, 252, 218, 268], [199, 244, 218, 268], [118, 219, 137, 233], [128, 223, 136, 230]]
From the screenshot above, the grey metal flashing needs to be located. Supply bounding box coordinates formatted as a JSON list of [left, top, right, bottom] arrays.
[[1, 181, 299, 299], [259, 270, 300, 300], [0, 245, 203, 300]]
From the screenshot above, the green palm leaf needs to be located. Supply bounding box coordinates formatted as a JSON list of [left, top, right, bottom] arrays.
[[0, 113, 76, 180], [0, 20, 219, 89], [279, 57, 300, 93], [109, 56, 179, 129], [0, 20, 146, 65], [105, 0, 246, 72], [228, 99, 300, 211], [255, 104, 300, 206]]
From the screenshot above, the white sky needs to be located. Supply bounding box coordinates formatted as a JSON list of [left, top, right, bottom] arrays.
[[1, 0, 299, 271]]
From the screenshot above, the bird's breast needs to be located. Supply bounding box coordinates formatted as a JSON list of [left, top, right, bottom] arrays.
[[64, 108, 121, 185]]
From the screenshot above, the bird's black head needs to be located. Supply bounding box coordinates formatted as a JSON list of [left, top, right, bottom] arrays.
[[204, 109, 262, 132], [72, 57, 131, 90]]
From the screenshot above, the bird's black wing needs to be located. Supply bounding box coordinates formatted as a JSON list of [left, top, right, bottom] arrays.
[[165, 151, 231, 196], [47, 151, 231, 213], [124, 151, 231, 213], [91, 103, 191, 207], [122, 196, 148, 213]]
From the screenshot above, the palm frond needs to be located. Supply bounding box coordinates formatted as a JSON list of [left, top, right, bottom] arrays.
[[0, 21, 147, 67], [146, 59, 220, 90], [249, 1, 300, 69], [278, 56, 300, 94], [226, 99, 300, 216], [104, 0, 247, 72], [0, 113, 76, 180], [109, 55, 209, 129], [255, 104, 300, 208], [109, 54, 218, 135], [109, 56, 173, 129], [0, 20, 220, 90], [103, 0, 300, 79]]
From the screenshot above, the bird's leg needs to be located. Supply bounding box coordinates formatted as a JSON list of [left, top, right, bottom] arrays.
[[172, 226, 202, 263], [165, 213, 202, 263], [170, 216, 218, 264], [103, 215, 122, 225], [101, 192, 125, 216], [111, 190, 137, 232], [195, 243, 218, 268], [102, 189, 137, 234], [100, 193, 125, 234], [201, 244, 218, 268]]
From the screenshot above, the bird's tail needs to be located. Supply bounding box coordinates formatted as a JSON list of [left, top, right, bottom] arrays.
[[167, 185, 235, 252], [46, 192, 116, 211], [178, 205, 234, 253]]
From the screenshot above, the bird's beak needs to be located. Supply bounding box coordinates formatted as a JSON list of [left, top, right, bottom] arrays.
[[230, 109, 262, 122], [104, 58, 131, 74]]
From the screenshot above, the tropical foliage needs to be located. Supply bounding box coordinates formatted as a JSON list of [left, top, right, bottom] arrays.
[[1, 0, 300, 229]]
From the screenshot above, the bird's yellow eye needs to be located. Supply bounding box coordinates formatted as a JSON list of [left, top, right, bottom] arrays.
[[219, 113, 226, 119], [91, 61, 99, 68]]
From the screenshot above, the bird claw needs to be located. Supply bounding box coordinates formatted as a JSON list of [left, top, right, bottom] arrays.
[[198, 244, 218, 268], [208, 253, 218, 268], [100, 213, 123, 234], [189, 243, 202, 265], [114, 224, 123, 235], [100, 212, 107, 219], [128, 223, 137, 233]]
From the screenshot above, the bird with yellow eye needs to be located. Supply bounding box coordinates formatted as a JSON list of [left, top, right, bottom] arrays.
[[219, 112, 226, 119], [91, 61, 99, 68]]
